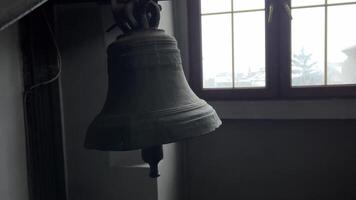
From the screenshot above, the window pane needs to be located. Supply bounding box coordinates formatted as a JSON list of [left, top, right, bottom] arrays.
[[328, 0, 356, 4], [201, 0, 231, 14], [233, 0, 264, 11], [292, 0, 325, 7], [327, 5, 356, 85], [202, 14, 233, 88], [291, 7, 325, 86], [234, 11, 266, 88]]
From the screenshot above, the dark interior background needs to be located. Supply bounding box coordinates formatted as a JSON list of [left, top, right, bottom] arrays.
[[186, 119, 356, 200]]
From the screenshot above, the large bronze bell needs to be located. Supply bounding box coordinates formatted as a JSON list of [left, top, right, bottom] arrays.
[[85, 0, 221, 178]]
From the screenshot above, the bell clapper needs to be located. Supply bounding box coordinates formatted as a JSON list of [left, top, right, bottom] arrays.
[[141, 145, 163, 178]]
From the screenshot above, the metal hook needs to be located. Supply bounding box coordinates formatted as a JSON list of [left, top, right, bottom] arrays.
[[283, 1, 293, 20], [268, 2, 274, 23], [139, 0, 161, 29], [109, 0, 161, 32]]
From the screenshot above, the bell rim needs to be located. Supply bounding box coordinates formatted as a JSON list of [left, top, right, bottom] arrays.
[[95, 100, 209, 120], [84, 103, 222, 151]]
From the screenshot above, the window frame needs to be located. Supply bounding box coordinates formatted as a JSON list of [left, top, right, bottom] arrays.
[[188, 0, 356, 100]]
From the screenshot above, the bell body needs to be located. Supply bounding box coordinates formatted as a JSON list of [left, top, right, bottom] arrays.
[[85, 29, 221, 151]]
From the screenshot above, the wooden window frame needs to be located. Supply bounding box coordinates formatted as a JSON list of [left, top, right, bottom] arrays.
[[188, 0, 356, 100]]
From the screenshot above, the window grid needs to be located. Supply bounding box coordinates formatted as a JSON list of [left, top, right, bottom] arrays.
[[291, 0, 356, 87], [200, 1, 266, 89], [201, 8, 266, 16], [231, 0, 235, 87], [325, 0, 328, 85], [291, 1, 356, 9], [190, 0, 356, 99]]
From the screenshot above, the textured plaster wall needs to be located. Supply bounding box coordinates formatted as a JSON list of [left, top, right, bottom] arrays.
[[186, 120, 356, 200]]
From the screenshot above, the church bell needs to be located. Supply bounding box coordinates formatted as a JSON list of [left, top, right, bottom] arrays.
[[85, 0, 221, 178]]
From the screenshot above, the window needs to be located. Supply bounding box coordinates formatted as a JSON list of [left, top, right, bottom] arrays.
[[188, 0, 356, 99], [201, 0, 266, 89]]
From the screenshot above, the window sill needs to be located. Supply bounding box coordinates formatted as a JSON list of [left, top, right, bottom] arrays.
[[209, 99, 356, 120]]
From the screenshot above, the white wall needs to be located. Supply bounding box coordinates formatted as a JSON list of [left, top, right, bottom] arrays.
[[0, 24, 29, 200]]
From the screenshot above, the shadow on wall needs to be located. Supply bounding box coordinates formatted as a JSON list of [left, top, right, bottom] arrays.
[[186, 119, 356, 200]]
